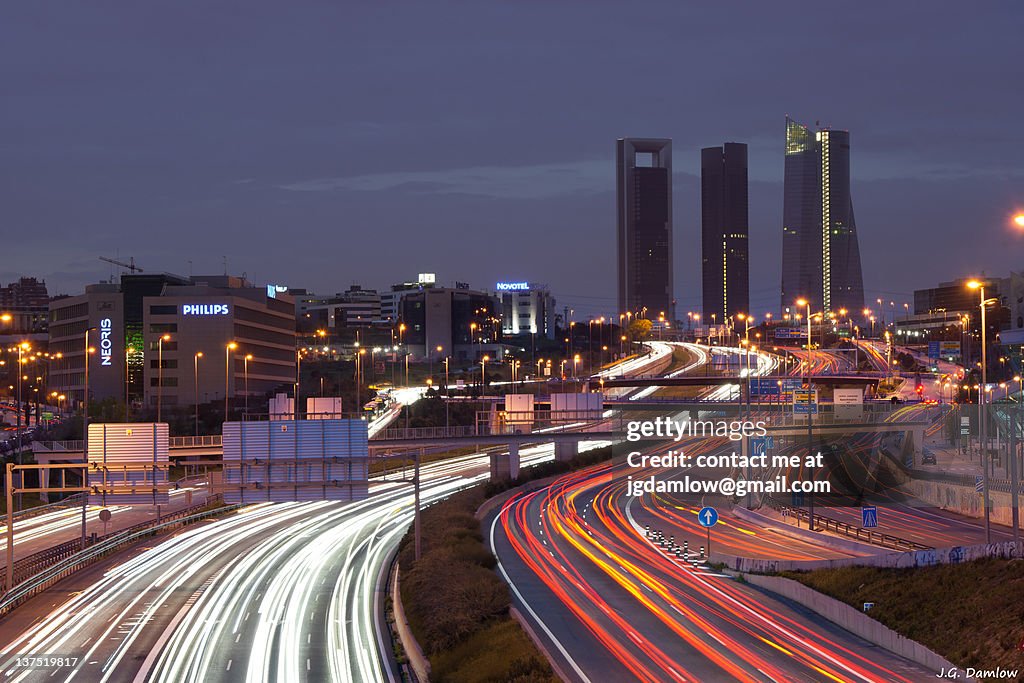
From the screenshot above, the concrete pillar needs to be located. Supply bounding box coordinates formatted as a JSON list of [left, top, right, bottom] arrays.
[[554, 440, 578, 462], [489, 443, 521, 481], [509, 442, 520, 480]]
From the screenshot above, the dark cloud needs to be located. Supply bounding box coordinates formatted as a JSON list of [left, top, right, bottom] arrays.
[[2, 1, 1022, 315]]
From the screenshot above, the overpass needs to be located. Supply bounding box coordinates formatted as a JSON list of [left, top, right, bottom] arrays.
[[598, 374, 881, 388]]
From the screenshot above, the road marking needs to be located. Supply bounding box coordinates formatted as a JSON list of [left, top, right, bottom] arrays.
[[226, 659, 232, 671]]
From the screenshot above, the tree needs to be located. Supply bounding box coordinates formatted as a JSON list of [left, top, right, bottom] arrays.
[[627, 318, 653, 341]]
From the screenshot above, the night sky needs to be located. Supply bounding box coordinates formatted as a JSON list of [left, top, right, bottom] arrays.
[[4, 2, 1022, 319]]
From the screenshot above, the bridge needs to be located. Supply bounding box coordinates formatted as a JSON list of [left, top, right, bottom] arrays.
[[598, 374, 881, 388]]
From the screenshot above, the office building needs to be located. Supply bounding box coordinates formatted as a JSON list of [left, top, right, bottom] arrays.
[[495, 282, 556, 339], [781, 118, 864, 313], [296, 285, 382, 333], [380, 273, 438, 323], [701, 143, 749, 323], [142, 275, 296, 412], [50, 276, 296, 412], [617, 138, 674, 321], [399, 285, 502, 361], [49, 283, 126, 407]]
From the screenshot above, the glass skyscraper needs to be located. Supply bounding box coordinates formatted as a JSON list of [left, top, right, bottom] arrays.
[[617, 138, 674, 321], [781, 117, 864, 314], [701, 142, 749, 324]]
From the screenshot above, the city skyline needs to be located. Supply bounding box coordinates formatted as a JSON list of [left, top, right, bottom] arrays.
[[3, 3, 1022, 319]]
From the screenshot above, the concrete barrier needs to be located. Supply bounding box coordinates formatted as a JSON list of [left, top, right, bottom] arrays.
[[905, 479, 1024, 529], [739, 573, 972, 681], [391, 565, 431, 682]]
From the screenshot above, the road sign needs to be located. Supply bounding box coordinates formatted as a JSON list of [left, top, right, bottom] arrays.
[[863, 602, 875, 612], [792, 491, 804, 507], [975, 475, 984, 493], [697, 507, 719, 528], [793, 388, 818, 414], [927, 341, 940, 360], [98, 508, 112, 522], [751, 436, 775, 457], [750, 378, 782, 396], [861, 506, 878, 528]]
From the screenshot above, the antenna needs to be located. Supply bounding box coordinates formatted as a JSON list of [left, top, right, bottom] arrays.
[[222, 256, 228, 276]]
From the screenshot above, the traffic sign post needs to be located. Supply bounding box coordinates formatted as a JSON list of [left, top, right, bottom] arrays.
[[698, 507, 718, 562], [861, 505, 878, 528], [793, 388, 818, 414]]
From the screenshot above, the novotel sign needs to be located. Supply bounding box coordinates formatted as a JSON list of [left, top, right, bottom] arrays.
[[496, 282, 530, 291], [99, 318, 113, 366], [182, 304, 230, 316]]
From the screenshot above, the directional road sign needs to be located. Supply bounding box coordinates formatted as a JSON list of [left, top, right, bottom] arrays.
[[697, 507, 719, 528]]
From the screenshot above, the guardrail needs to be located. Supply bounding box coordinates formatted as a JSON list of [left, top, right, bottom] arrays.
[[169, 435, 222, 448], [6, 493, 87, 523], [763, 497, 931, 552], [0, 495, 237, 606], [31, 440, 84, 452]]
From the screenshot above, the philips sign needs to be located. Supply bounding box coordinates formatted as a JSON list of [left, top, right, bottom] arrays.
[[99, 318, 113, 366], [182, 304, 230, 316], [496, 282, 530, 291]]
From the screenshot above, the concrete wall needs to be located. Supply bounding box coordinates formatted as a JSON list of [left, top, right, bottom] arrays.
[[740, 573, 970, 680], [905, 479, 1024, 529]]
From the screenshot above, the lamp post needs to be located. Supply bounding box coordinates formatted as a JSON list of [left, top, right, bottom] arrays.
[[796, 298, 814, 531], [124, 346, 134, 421], [194, 351, 203, 437], [82, 328, 95, 550], [480, 355, 489, 395], [225, 342, 237, 422], [14, 342, 29, 459], [157, 334, 171, 423], [244, 354, 253, 415], [967, 279, 992, 543]]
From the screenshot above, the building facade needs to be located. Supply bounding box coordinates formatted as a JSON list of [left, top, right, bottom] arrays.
[[50, 276, 296, 414], [49, 283, 126, 407], [781, 118, 864, 313], [701, 143, 749, 323], [495, 282, 556, 339], [399, 286, 502, 361], [617, 138, 674, 321], [1, 277, 50, 337], [142, 276, 295, 412]]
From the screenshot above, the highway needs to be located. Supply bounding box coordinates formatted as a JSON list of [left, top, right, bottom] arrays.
[[489, 463, 934, 682]]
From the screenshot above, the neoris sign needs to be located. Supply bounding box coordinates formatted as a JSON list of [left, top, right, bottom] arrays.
[[99, 318, 113, 366], [182, 304, 230, 316]]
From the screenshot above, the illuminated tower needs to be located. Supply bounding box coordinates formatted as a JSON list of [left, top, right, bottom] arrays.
[[616, 138, 674, 321], [701, 142, 749, 322], [780, 117, 864, 313]]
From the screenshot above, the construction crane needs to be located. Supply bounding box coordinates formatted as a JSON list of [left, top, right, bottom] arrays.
[[99, 256, 143, 273]]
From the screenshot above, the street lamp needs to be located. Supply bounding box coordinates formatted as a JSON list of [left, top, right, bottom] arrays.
[[795, 298, 815, 531], [157, 334, 171, 423], [224, 342, 238, 421], [244, 354, 253, 415], [480, 354, 490, 395], [194, 351, 203, 436], [1013, 213, 1024, 229], [966, 279, 992, 542], [14, 342, 30, 458], [124, 346, 134, 421]]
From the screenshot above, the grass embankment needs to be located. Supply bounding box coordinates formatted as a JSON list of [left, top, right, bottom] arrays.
[[397, 445, 615, 682], [783, 559, 1024, 670]]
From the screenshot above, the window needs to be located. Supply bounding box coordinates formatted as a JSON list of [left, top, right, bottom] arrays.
[[149, 323, 177, 333], [150, 305, 178, 315], [150, 359, 178, 369], [150, 377, 178, 387]]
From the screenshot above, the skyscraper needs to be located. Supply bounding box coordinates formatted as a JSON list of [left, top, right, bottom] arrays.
[[701, 143, 749, 324], [780, 117, 864, 314], [616, 138, 674, 321]]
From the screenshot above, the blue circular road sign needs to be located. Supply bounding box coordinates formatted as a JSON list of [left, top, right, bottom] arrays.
[[697, 506, 719, 528]]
